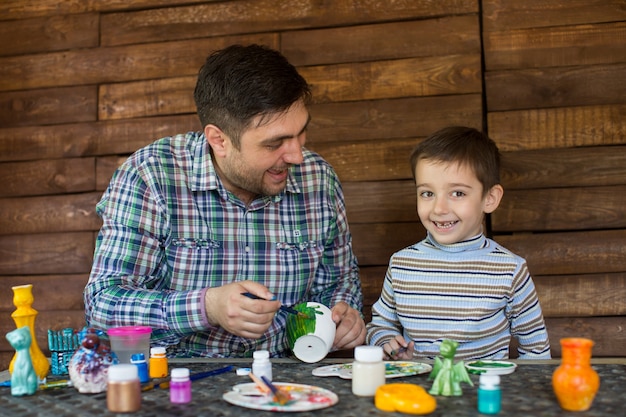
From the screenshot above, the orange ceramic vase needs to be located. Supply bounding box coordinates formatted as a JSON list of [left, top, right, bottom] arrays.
[[552, 338, 600, 412]]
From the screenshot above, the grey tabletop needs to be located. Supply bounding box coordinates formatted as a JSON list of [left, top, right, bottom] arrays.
[[1, 358, 625, 416]]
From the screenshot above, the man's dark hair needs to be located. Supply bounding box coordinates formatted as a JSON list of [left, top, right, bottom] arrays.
[[194, 44, 311, 148]]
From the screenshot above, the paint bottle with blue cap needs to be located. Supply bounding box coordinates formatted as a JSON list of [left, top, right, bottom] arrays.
[[130, 353, 149, 383]]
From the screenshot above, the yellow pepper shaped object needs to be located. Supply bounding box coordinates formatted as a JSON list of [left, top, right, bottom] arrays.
[[375, 383, 437, 415]]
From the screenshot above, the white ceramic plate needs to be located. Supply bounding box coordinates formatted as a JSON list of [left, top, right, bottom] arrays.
[[465, 360, 517, 375], [312, 361, 432, 379], [222, 382, 338, 412]]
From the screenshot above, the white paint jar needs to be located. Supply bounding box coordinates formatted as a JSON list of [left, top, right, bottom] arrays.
[[351, 345, 385, 396]]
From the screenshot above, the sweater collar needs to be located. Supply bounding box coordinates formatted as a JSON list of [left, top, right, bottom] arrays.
[[424, 232, 487, 253]]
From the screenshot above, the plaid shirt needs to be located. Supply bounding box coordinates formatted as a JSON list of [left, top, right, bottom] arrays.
[[85, 131, 362, 358]]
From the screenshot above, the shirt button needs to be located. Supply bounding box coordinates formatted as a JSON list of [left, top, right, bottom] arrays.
[[245, 246, 250, 252]]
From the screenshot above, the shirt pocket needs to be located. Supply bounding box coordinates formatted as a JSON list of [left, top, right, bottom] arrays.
[[166, 237, 222, 288], [271, 227, 323, 291]]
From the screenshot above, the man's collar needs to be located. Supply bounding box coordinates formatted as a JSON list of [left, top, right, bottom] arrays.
[[189, 135, 302, 201]]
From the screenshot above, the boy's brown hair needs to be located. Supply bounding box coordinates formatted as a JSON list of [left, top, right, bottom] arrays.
[[410, 126, 501, 196]]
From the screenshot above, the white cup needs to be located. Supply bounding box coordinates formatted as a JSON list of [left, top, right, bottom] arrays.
[[286, 302, 336, 363]]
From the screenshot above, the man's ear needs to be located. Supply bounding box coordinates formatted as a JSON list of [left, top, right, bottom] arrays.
[[484, 184, 504, 214], [204, 124, 227, 157]]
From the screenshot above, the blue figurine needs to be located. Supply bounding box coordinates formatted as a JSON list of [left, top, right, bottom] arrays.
[[428, 339, 473, 396], [6, 326, 38, 396]]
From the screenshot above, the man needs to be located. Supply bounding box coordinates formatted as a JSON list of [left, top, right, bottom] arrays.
[[85, 44, 365, 358]]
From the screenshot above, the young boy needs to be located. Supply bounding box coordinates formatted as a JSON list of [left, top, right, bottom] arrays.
[[366, 126, 551, 360]]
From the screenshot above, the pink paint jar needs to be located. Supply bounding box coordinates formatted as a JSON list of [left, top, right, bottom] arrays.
[[170, 368, 192, 404]]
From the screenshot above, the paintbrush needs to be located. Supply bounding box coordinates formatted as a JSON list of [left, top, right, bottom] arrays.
[[189, 365, 234, 381], [241, 292, 312, 318], [248, 372, 271, 394], [260, 375, 291, 405], [0, 380, 73, 390], [142, 365, 234, 391], [390, 346, 408, 357]]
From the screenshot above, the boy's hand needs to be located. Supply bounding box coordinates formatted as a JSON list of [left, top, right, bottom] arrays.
[[384, 336, 414, 360]]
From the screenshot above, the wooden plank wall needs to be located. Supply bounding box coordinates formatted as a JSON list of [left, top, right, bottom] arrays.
[[482, 0, 626, 357], [0, 0, 623, 369]]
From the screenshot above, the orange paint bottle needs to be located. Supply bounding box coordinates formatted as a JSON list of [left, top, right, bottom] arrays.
[[149, 347, 168, 379]]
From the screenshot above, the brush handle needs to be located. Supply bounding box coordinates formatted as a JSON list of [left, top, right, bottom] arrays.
[[241, 292, 302, 317], [189, 365, 234, 381], [279, 304, 304, 316], [260, 375, 278, 394]]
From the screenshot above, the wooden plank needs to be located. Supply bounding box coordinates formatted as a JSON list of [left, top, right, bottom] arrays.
[[360, 266, 388, 307], [0, 158, 95, 198], [100, 0, 477, 46], [1, 274, 87, 362], [482, 0, 626, 31], [0, 274, 88, 313], [500, 146, 626, 190], [534, 273, 626, 317], [282, 15, 480, 66], [101, 81, 481, 137], [0, 232, 94, 275], [493, 185, 626, 232], [545, 316, 625, 357], [311, 137, 418, 182], [99, 55, 482, 119], [0, 0, 214, 20], [359, 269, 626, 357], [99, 76, 195, 120], [494, 229, 626, 276], [0, 319, 620, 360], [484, 22, 626, 70], [0, 192, 102, 236], [0, 309, 86, 359], [0, 35, 278, 92], [0, 115, 200, 162], [344, 181, 418, 224], [351, 222, 426, 266], [485, 63, 626, 112], [309, 95, 482, 144], [96, 156, 129, 191], [0, 13, 98, 56], [361, 269, 626, 319], [0, 352, 12, 372], [0, 86, 97, 128], [301, 54, 482, 104], [1, 291, 621, 359], [489, 104, 626, 151]]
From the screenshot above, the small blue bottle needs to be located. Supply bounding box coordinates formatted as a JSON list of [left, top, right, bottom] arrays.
[[130, 353, 149, 383], [478, 374, 501, 414]]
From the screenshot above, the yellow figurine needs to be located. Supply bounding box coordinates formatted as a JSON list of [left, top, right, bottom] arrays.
[[10, 284, 50, 381]]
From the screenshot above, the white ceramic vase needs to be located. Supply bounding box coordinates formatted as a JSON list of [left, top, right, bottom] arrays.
[[286, 302, 336, 363]]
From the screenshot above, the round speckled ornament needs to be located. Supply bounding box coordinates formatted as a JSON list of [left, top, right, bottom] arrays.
[[68, 329, 118, 393]]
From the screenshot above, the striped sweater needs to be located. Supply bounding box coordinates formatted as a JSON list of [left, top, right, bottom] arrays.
[[366, 233, 551, 360]]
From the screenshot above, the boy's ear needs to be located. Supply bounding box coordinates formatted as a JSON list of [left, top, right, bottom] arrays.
[[204, 124, 227, 157], [483, 184, 504, 214]]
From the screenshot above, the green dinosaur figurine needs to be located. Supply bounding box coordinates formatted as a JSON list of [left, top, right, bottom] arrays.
[[428, 339, 473, 396]]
